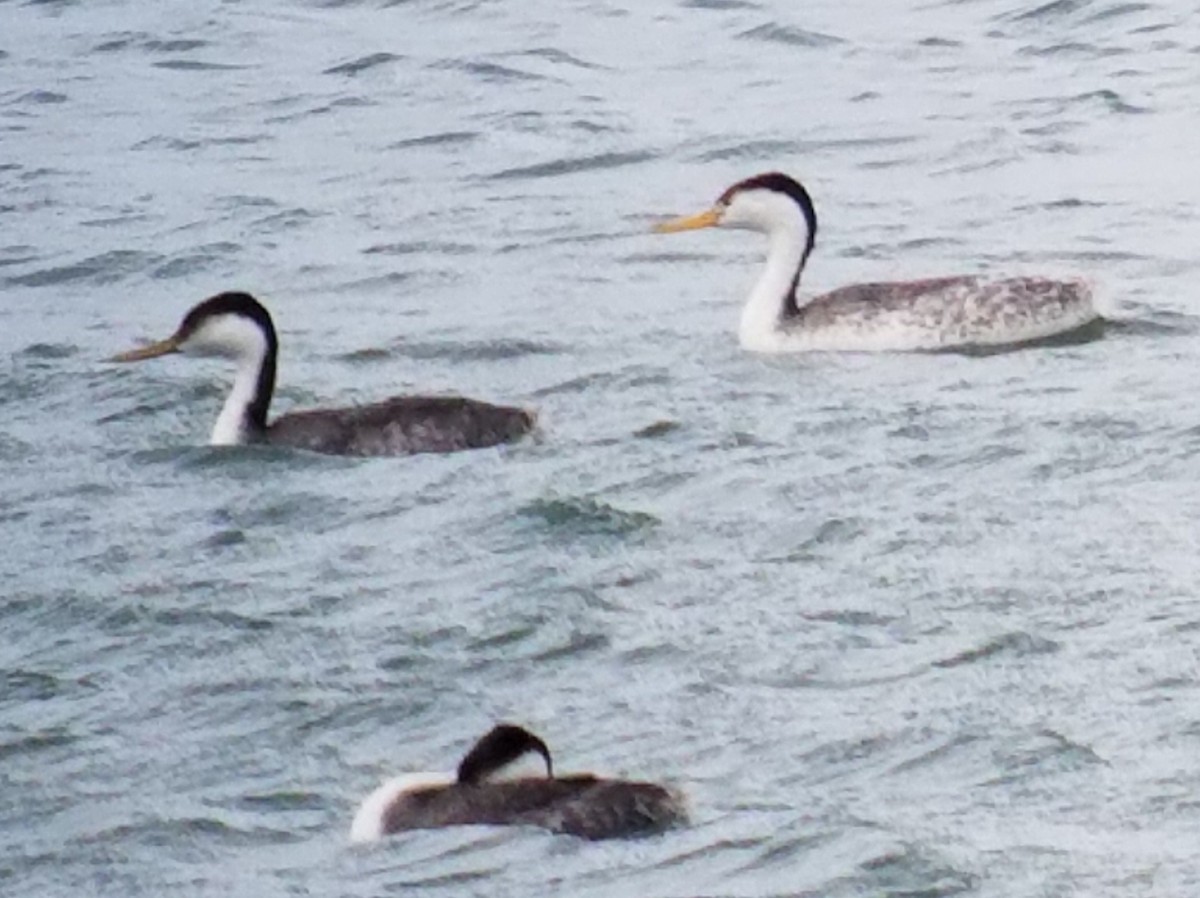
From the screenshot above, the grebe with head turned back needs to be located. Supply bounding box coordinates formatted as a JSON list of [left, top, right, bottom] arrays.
[[655, 172, 1100, 352], [350, 723, 687, 842], [111, 292, 535, 457]]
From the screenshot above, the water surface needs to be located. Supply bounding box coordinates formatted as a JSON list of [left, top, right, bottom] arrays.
[[3, 1, 1200, 896]]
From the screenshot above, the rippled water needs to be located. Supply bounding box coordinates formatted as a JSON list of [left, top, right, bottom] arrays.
[[5, 1, 1200, 895]]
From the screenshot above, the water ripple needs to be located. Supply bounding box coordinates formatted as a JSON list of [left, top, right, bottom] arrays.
[[152, 242, 241, 280], [152, 60, 247, 72], [486, 150, 655, 181], [6, 250, 163, 287], [848, 845, 978, 897], [986, 729, 1108, 785], [386, 131, 479, 151], [1007, 0, 1091, 24], [682, 0, 761, 9], [513, 47, 607, 70], [342, 336, 562, 363], [518, 496, 659, 539], [12, 90, 67, 105], [323, 52, 402, 76], [0, 727, 77, 762], [933, 632, 1060, 669], [434, 60, 547, 83], [737, 23, 846, 47]]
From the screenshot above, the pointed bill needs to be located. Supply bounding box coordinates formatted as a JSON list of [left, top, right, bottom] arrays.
[[653, 207, 722, 234], [110, 336, 182, 363]]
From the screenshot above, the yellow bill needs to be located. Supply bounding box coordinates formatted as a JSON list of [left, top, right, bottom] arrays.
[[110, 336, 181, 363], [653, 207, 722, 234]]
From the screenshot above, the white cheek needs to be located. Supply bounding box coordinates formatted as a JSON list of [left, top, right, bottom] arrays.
[[716, 205, 746, 228], [182, 316, 266, 359], [725, 191, 800, 232], [723, 198, 767, 230], [485, 753, 550, 782]]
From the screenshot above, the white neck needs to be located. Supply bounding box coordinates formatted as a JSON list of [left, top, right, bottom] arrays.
[[179, 313, 272, 446], [739, 222, 806, 352], [210, 353, 263, 445]]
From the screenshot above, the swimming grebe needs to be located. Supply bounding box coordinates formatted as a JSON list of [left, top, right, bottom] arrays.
[[111, 292, 535, 456], [655, 172, 1099, 352]]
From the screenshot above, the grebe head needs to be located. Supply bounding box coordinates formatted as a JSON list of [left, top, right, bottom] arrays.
[[111, 291, 280, 443], [457, 723, 554, 785], [655, 173, 822, 342], [655, 171, 817, 252], [111, 291, 277, 364]]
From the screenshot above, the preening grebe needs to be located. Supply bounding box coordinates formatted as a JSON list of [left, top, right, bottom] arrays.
[[350, 724, 687, 841], [655, 172, 1100, 352], [111, 292, 535, 457]]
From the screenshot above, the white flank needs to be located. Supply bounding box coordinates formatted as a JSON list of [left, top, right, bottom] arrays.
[[349, 772, 454, 844], [761, 277, 1099, 353]]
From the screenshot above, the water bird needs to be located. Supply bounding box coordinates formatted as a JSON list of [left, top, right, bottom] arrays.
[[111, 292, 535, 456], [654, 172, 1100, 352], [350, 723, 687, 841]]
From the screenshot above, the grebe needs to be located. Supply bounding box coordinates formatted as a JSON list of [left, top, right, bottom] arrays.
[[655, 172, 1100, 352], [350, 724, 687, 841], [111, 292, 535, 456]]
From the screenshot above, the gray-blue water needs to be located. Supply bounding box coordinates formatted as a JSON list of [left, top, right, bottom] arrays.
[[4, 1, 1200, 895]]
